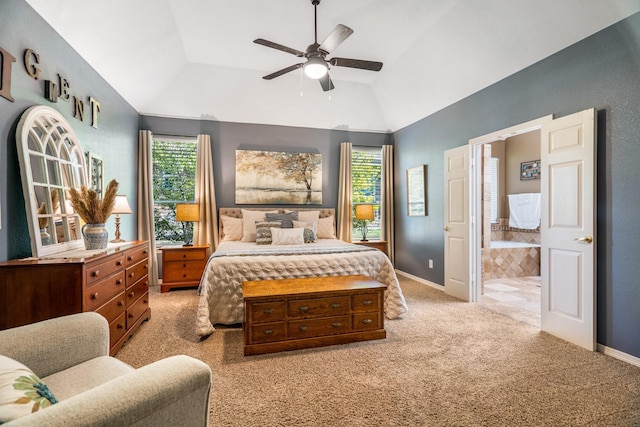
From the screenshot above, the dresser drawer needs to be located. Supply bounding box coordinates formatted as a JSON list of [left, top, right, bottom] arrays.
[[95, 292, 126, 323], [288, 296, 350, 318], [126, 260, 148, 287], [84, 271, 126, 312], [126, 278, 149, 305], [86, 254, 125, 286], [288, 315, 351, 339], [127, 291, 149, 329], [163, 260, 205, 283], [352, 292, 381, 313], [352, 312, 382, 331], [125, 245, 149, 267], [248, 322, 285, 344], [249, 301, 285, 323], [109, 312, 127, 349], [164, 249, 206, 262]]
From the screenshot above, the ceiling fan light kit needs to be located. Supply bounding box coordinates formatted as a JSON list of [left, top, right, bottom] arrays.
[[254, 0, 383, 91]]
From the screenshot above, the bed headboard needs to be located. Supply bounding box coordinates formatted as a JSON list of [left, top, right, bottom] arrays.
[[219, 207, 335, 240]]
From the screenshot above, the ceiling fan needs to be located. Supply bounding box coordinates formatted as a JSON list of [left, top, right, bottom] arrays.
[[253, 0, 383, 91]]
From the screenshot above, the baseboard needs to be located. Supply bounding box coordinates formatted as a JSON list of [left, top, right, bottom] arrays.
[[597, 344, 640, 368], [395, 270, 443, 291]]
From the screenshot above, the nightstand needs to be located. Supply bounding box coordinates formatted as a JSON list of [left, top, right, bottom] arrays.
[[352, 240, 388, 256], [160, 244, 209, 293]]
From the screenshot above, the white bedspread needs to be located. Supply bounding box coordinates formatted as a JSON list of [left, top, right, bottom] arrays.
[[195, 239, 408, 337]]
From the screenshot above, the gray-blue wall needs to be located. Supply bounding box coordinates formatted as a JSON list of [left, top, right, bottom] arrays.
[[394, 13, 640, 357], [0, 0, 139, 260], [138, 115, 392, 209]]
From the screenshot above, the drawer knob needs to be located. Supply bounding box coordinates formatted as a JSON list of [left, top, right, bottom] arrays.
[[128, 313, 134, 318], [129, 272, 135, 278], [117, 323, 124, 329], [92, 270, 99, 277], [183, 254, 187, 258], [263, 329, 274, 335], [263, 308, 274, 314], [129, 292, 135, 298], [299, 325, 308, 331], [361, 318, 373, 324], [183, 263, 187, 268], [116, 279, 122, 285], [91, 292, 98, 300], [331, 322, 343, 328], [143, 250, 148, 255], [299, 306, 310, 312], [116, 260, 122, 266], [128, 256, 133, 261], [361, 300, 373, 306], [118, 300, 124, 306], [330, 303, 341, 309]]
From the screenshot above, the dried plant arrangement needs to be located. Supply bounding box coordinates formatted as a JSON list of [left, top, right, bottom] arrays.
[[68, 179, 119, 224], [37, 189, 60, 229]]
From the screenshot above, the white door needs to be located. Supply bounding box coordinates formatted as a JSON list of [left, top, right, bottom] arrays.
[[541, 108, 596, 351], [444, 145, 473, 301]]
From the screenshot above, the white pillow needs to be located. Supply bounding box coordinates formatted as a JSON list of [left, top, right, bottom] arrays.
[[287, 210, 320, 223], [292, 220, 317, 243], [0, 355, 58, 423], [271, 227, 305, 245], [241, 210, 277, 242], [317, 215, 336, 239], [220, 215, 243, 241]]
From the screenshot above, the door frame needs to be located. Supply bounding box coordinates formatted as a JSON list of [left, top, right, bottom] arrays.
[[467, 115, 553, 302]]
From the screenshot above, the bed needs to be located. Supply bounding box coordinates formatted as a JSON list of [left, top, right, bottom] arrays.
[[195, 208, 408, 337]]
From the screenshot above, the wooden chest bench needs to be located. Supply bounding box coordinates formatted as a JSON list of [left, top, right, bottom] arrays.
[[243, 274, 387, 356]]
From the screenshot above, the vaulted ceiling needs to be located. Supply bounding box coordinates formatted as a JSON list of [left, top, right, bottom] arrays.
[[26, 0, 640, 132]]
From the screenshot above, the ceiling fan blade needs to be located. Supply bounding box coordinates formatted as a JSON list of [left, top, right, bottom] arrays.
[[319, 24, 353, 53], [254, 39, 304, 57], [329, 57, 383, 71], [262, 63, 303, 80], [318, 73, 335, 92]]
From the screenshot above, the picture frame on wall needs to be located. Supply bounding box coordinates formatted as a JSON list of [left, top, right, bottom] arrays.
[[521, 160, 541, 180], [86, 152, 104, 197], [407, 165, 427, 216]]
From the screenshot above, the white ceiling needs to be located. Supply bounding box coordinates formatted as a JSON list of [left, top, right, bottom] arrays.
[[26, 0, 640, 133]]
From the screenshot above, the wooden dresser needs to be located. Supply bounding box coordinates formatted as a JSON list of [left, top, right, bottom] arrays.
[[243, 275, 386, 356], [0, 241, 151, 355], [160, 244, 209, 293]]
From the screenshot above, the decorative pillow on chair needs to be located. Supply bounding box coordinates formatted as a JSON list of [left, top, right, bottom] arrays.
[[292, 220, 317, 243], [241, 210, 278, 242], [0, 355, 58, 423], [265, 212, 298, 228], [270, 227, 305, 245], [220, 215, 243, 241], [255, 221, 282, 245], [317, 215, 336, 239]]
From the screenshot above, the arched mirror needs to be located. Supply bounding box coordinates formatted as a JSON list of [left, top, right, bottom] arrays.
[[16, 105, 88, 257]]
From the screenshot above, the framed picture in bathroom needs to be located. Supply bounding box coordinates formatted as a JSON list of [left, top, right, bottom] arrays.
[[521, 160, 541, 180], [406, 165, 427, 216]]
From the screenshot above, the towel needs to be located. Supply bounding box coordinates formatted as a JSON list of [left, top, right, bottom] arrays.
[[508, 193, 541, 229]]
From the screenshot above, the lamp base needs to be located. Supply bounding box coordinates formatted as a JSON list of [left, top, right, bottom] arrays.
[[183, 243, 194, 247], [110, 238, 126, 243], [359, 238, 369, 242]]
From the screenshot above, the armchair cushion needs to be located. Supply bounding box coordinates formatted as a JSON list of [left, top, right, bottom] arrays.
[[0, 355, 58, 424]]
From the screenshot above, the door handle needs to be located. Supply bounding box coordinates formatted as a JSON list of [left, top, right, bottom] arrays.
[[573, 235, 593, 244], [443, 226, 449, 231]]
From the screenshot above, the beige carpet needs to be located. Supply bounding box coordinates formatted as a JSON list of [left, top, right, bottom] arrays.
[[116, 277, 640, 426]]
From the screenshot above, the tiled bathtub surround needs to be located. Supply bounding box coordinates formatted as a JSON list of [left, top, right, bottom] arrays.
[[483, 219, 541, 280]]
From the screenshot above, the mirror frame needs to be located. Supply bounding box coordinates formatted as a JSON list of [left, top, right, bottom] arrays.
[[16, 105, 88, 257]]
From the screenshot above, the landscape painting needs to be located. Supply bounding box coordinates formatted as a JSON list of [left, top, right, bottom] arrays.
[[235, 149, 322, 205]]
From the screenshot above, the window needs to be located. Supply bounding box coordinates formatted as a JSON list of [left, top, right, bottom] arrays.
[[352, 146, 382, 239], [490, 157, 499, 223], [152, 137, 197, 244]]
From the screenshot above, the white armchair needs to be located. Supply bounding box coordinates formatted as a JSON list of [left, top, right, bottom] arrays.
[[0, 312, 211, 426]]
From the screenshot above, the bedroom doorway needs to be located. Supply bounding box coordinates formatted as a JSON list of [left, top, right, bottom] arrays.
[[445, 109, 597, 351]]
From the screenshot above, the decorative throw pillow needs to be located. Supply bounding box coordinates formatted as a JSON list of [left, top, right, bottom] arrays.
[[241, 210, 278, 242], [220, 215, 243, 241], [289, 210, 320, 224], [317, 215, 336, 239], [270, 227, 305, 245], [0, 355, 58, 424], [292, 220, 317, 243], [265, 212, 298, 228], [255, 220, 281, 245]]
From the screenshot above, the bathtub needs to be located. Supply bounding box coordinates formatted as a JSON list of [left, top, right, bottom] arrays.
[[483, 241, 540, 279], [490, 241, 540, 249]]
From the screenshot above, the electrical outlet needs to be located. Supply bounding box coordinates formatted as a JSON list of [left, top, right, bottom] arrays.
[[429, 259, 434, 269]]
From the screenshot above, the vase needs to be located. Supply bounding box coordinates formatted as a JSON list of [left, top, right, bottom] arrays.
[[81, 223, 108, 250], [40, 228, 51, 246]]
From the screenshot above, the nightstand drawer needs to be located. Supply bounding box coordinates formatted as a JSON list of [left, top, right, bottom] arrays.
[[164, 249, 207, 262], [163, 261, 206, 282]]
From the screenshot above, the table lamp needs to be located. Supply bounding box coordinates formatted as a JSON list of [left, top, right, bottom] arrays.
[[110, 195, 133, 243], [176, 203, 199, 246], [354, 204, 374, 242]]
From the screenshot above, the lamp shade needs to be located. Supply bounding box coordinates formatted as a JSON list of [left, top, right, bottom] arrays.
[[176, 203, 199, 222], [355, 204, 374, 221], [111, 195, 133, 215]]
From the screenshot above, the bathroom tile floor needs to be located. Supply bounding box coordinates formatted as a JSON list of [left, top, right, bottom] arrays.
[[480, 276, 541, 328]]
